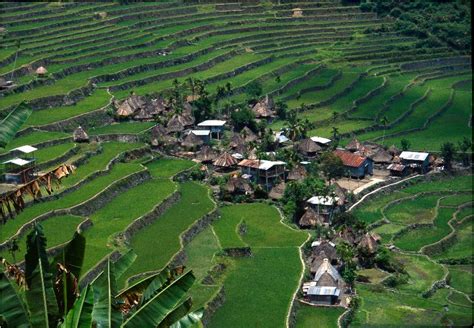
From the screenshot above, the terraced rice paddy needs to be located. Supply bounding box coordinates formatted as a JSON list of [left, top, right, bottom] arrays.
[[352, 175, 473, 327], [0, 1, 471, 327]]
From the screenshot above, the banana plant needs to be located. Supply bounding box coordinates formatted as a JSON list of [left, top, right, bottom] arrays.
[[0, 223, 203, 328], [0, 102, 32, 148]]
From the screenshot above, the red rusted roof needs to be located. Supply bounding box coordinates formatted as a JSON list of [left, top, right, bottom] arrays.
[[333, 150, 366, 168], [238, 159, 261, 169]]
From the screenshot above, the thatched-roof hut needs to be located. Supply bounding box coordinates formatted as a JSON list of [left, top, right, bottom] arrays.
[[358, 233, 379, 254], [166, 115, 185, 133], [287, 165, 307, 181], [269, 181, 286, 200], [73, 126, 89, 143], [36, 66, 47, 75], [240, 126, 258, 143], [150, 97, 168, 114], [181, 132, 203, 149], [388, 145, 400, 156], [213, 152, 238, 169], [297, 138, 322, 158], [150, 124, 167, 146], [346, 138, 363, 152], [225, 176, 252, 195], [230, 133, 245, 149], [299, 207, 325, 228], [195, 145, 217, 163], [370, 148, 393, 164], [252, 95, 275, 118]]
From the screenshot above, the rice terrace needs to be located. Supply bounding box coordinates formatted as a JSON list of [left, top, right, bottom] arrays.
[[0, 0, 472, 327]]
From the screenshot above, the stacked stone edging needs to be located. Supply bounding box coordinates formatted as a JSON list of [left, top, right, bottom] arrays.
[[201, 287, 226, 327]]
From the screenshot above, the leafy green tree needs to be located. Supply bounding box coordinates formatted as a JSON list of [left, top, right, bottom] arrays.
[[320, 152, 345, 181], [400, 138, 411, 151], [457, 136, 472, 166], [441, 142, 456, 171], [275, 100, 288, 120], [244, 80, 262, 99], [231, 106, 256, 131], [282, 177, 326, 221]]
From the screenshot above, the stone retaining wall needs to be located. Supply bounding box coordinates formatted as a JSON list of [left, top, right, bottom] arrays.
[[202, 287, 226, 327]]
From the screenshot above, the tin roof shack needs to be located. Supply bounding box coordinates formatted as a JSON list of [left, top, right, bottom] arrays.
[[197, 120, 226, 139], [302, 259, 342, 305], [2, 145, 37, 184], [387, 163, 407, 177], [238, 159, 286, 190], [399, 151, 430, 173], [333, 149, 373, 178], [189, 130, 211, 144], [310, 136, 332, 149], [307, 195, 340, 223]]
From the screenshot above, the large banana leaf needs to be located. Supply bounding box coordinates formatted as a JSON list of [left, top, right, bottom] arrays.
[[53, 232, 86, 279], [140, 268, 172, 306], [61, 285, 93, 328], [0, 269, 30, 328], [53, 232, 85, 315], [0, 102, 32, 148], [170, 309, 204, 328], [91, 259, 122, 328], [116, 271, 163, 300], [24, 224, 59, 327], [112, 250, 137, 280], [158, 298, 192, 328], [26, 259, 58, 328], [121, 271, 195, 328]]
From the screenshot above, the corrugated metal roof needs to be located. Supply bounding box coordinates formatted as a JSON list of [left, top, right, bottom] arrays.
[[197, 120, 226, 127], [310, 136, 331, 145], [333, 149, 367, 168], [3, 158, 33, 166], [12, 145, 37, 153], [399, 151, 429, 161], [307, 196, 339, 206], [238, 159, 286, 171], [307, 286, 340, 296], [190, 129, 210, 136]]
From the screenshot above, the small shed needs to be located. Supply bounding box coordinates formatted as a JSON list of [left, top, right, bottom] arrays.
[[190, 130, 211, 144], [387, 163, 407, 177], [73, 126, 89, 143], [36, 66, 48, 76], [225, 176, 252, 195], [292, 7, 303, 17], [197, 120, 226, 139], [307, 195, 340, 221]]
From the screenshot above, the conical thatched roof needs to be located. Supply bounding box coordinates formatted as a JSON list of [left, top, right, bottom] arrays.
[[181, 132, 203, 148], [116, 100, 135, 118], [332, 183, 346, 206], [167, 115, 185, 132], [133, 106, 155, 120], [358, 233, 379, 254], [73, 126, 89, 142], [225, 176, 252, 194], [240, 126, 258, 143], [230, 133, 245, 149], [151, 97, 168, 114], [370, 148, 393, 164], [287, 165, 307, 181], [346, 138, 363, 152], [213, 152, 238, 168], [299, 207, 325, 228], [388, 145, 400, 156], [252, 95, 275, 118], [297, 138, 321, 154], [269, 181, 286, 200], [151, 124, 167, 138], [195, 145, 217, 163], [180, 112, 195, 126], [36, 66, 47, 75], [128, 94, 147, 110]]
